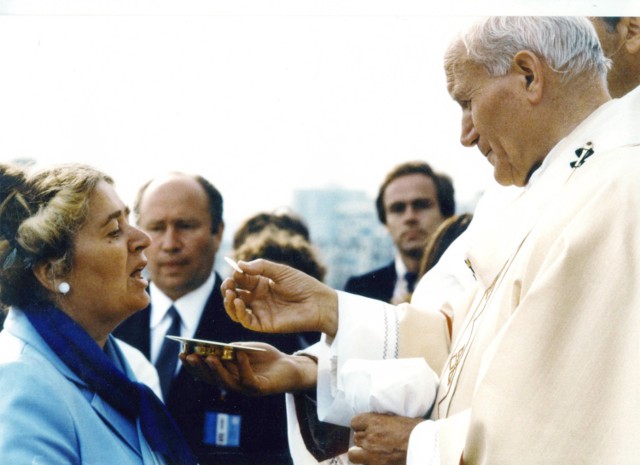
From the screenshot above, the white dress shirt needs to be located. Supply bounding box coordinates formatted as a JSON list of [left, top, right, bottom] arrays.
[[149, 273, 216, 365]]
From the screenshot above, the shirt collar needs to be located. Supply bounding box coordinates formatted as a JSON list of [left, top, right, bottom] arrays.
[[394, 254, 408, 280], [149, 273, 216, 336]]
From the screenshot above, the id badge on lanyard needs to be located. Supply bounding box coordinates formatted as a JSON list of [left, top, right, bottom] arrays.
[[203, 411, 242, 447]]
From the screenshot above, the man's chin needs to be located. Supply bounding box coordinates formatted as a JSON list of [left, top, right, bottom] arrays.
[[153, 278, 187, 295], [402, 245, 426, 260]]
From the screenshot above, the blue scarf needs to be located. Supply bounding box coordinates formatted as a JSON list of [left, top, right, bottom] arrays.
[[25, 304, 197, 465]]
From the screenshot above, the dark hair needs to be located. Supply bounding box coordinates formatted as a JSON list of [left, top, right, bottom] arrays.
[[0, 163, 112, 309], [134, 173, 224, 233], [418, 213, 473, 279], [232, 210, 310, 250], [375, 161, 455, 224], [234, 226, 326, 281], [194, 175, 224, 232]]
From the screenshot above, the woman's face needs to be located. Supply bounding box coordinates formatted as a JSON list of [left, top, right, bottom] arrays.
[[61, 180, 151, 344]]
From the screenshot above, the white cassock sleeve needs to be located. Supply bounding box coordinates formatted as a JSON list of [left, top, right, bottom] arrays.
[[286, 292, 440, 464], [406, 410, 472, 465], [407, 420, 441, 465], [316, 292, 438, 426]]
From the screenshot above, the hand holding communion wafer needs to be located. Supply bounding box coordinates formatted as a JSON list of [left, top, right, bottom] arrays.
[[221, 258, 339, 337]]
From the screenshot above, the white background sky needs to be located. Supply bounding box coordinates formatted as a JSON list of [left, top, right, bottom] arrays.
[[0, 1, 632, 232]]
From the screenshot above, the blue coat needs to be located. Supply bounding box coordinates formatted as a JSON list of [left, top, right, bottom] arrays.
[[0, 308, 164, 465]]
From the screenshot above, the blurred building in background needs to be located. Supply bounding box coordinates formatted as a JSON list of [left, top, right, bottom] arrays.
[[292, 187, 393, 290]]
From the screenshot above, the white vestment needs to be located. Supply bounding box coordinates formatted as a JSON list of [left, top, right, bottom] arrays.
[[286, 181, 520, 465], [296, 86, 640, 464]]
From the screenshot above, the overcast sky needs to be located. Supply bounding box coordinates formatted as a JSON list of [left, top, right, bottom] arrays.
[[0, 1, 630, 231]]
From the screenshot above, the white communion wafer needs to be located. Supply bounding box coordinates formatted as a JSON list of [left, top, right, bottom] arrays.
[[224, 256, 244, 273]]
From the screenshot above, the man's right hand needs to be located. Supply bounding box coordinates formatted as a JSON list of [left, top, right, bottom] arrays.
[[221, 259, 339, 337], [349, 413, 424, 465]]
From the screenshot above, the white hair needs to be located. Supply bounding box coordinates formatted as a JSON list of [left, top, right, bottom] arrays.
[[462, 17, 610, 81]]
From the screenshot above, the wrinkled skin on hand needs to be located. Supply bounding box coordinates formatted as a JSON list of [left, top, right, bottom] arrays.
[[221, 259, 338, 337], [180, 342, 318, 396], [349, 413, 424, 465]]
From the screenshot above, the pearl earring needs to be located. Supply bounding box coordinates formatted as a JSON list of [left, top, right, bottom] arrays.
[[58, 282, 70, 295]]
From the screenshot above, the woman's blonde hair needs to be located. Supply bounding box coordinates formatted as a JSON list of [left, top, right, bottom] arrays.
[[0, 163, 112, 308]]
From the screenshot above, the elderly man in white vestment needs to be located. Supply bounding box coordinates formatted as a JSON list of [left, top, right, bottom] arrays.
[[184, 17, 640, 465]]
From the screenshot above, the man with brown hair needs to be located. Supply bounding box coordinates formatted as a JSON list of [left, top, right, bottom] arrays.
[[345, 161, 454, 304]]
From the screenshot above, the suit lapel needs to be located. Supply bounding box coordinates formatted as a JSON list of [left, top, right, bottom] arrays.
[[113, 305, 152, 358], [384, 262, 397, 300], [90, 393, 142, 457], [192, 273, 224, 340]]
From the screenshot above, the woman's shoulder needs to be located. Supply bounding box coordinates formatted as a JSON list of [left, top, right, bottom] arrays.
[[0, 333, 71, 396], [0, 344, 77, 444], [0, 344, 80, 463], [0, 329, 78, 408], [0, 328, 29, 364]]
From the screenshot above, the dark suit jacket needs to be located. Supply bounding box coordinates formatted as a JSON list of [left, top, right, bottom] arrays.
[[343, 261, 397, 303], [114, 273, 307, 465]]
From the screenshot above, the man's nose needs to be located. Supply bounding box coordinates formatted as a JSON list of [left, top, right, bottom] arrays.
[[460, 110, 479, 147], [402, 204, 420, 221], [160, 228, 181, 250]]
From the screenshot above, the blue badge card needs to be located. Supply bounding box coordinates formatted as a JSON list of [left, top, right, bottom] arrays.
[[203, 412, 241, 447]]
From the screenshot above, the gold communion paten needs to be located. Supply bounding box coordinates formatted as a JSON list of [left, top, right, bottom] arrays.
[[165, 335, 266, 361], [191, 343, 236, 360]]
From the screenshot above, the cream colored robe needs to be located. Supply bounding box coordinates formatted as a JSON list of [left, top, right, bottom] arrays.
[[287, 188, 520, 465], [308, 87, 640, 465], [419, 88, 640, 463]]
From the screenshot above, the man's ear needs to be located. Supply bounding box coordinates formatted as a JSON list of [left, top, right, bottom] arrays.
[[32, 261, 57, 293], [512, 50, 544, 104], [213, 221, 225, 241], [623, 17, 640, 54], [212, 222, 225, 253]]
